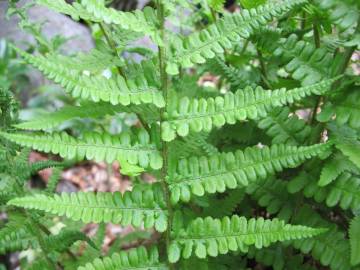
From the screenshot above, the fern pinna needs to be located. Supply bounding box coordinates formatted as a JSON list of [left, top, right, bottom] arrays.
[[1, 0, 360, 269]]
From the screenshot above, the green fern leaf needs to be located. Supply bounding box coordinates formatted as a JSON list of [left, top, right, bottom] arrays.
[[274, 34, 337, 85], [36, 0, 94, 21], [0, 228, 38, 254], [36, 0, 160, 43], [239, 0, 267, 9], [318, 153, 359, 187], [350, 215, 360, 266], [292, 206, 351, 270], [289, 171, 360, 212], [168, 215, 326, 262], [208, 0, 225, 12], [166, 0, 308, 75], [81, 0, 161, 44], [324, 91, 360, 129], [8, 185, 168, 232], [315, 0, 359, 31], [258, 107, 311, 145], [47, 50, 123, 73], [336, 142, 360, 170], [78, 246, 167, 270], [161, 79, 335, 141], [45, 229, 96, 252], [0, 130, 163, 170], [14, 102, 126, 131], [14, 48, 165, 108], [167, 143, 330, 203], [246, 177, 296, 222]]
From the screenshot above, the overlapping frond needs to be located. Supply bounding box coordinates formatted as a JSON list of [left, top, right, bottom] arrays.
[[166, 0, 308, 75], [168, 215, 325, 263], [36, 0, 159, 42], [0, 227, 38, 254], [274, 34, 338, 85], [161, 79, 335, 141], [167, 143, 330, 203], [8, 185, 168, 232], [0, 130, 163, 170], [246, 177, 296, 222], [81, 0, 160, 42], [318, 153, 359, 186], [289, 171, 360, 212], [15, 48, 165, 108], [47, 50, 122, 73], [319, 91, 360, 129], [292, 206, 351, 270], [36, 0, 93, 20], [78, 246, 167, 270], [314, 0, 359, 31], [257, 107, 311, 145], [14, 102, 126, 131], [350, 216, 360, 266]]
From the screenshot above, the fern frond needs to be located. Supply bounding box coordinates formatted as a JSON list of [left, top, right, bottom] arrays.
[[8, 185, 168, 232], [36, 0, 94, 21], [37, 0, 159, 42], [169, 132, 218, 159], [161, 79, 335, 141], [0, 130, 163, 170], [168, 215, 326, 263], [323, 91, 360, 129], [315, 0, 359, 31], [14, 48, 165, 108], [167, 143, 330, 203], [289, 171, 360, 212], [336, 142, 360, 170], [14, 102, 126, 131], [46, 50, 122, 73], [0, 228, 38, 254], [292, 206, 351, 270], [78, 246, 167, 270], [246, 177, 296, 222], [45, 229, 96, 252], [349, 215, 360, 266], [318, 153, 359, 186], [81, 0, 161, 43], [274, 34, 337, 85], [166, 0, 308, 75], [257, 107, 311, 145]]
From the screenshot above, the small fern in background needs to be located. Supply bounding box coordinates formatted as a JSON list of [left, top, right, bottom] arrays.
[[1, 0, 359, 269]]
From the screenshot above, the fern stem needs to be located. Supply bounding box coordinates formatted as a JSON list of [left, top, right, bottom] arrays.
[[156, 1, 174, 269], [310, 21, 321, 124], [312, 22, 320, 48], [256, 48, 271, 89]]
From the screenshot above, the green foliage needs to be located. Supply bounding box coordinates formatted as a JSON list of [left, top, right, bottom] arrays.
[[1, 0, 359, 268], [350, 216, 360, 266], [168, 215, 326, 262], [0, 129, 163, 170], [8, 184, 168, 232], [78, 246, 167, 270], [167, 143, 329, 203], [161, 79, 335, 141]]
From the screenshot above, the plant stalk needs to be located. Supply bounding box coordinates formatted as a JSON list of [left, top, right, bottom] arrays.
[[156, 1, 174, 269]]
